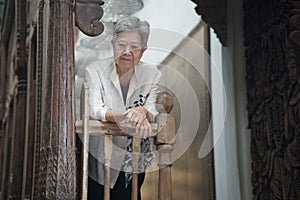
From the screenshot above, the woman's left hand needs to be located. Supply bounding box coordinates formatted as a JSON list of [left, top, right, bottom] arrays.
[[123, 106, 151, 138], [135, 118, 152, 139]]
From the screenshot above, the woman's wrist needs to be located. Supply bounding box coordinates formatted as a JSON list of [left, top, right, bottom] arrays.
[[105, 109, 125, 122]]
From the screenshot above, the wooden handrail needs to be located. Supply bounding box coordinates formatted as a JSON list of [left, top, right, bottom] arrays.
[[76, 82, 176, 200], [75, 120, 158, 136]]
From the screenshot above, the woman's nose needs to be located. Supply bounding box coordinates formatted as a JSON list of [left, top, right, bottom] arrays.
[[122, 46, 133, 55], [124, 45, 132, 53]]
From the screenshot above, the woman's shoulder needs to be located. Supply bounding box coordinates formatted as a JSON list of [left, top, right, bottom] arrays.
[[138, 62, 161, 74], [86, 58, 114, 73]]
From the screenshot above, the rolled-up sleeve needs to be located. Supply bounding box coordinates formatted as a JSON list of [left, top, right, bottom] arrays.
[[143, 70, 161, 122], [85, 65, 109, 122]]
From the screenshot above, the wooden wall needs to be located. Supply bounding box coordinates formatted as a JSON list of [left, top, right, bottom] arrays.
[[244, 0, 300, 199]]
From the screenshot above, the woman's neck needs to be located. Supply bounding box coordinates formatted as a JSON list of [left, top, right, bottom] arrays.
[[117, 65, 134, 86]]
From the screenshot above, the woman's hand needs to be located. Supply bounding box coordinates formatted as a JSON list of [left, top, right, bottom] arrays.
[[123, 106, 152, 138], [123, 106, 147, 126], [135, 118, 152, 139]]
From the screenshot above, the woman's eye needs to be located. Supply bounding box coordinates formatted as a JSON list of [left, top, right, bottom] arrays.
[[131, 45, 140, 51], [118, 43, 126, 48]]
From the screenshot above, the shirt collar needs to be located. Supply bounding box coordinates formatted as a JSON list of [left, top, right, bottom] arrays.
[[110, 61, 141, 84]]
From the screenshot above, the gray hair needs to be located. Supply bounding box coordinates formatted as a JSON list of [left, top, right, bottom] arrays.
[[112, 16, 150, 47]]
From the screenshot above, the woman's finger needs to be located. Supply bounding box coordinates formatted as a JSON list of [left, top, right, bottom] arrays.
[[145, 121, 152, 138], [123, 109, 133, 123], [137, 119, 151, 139]]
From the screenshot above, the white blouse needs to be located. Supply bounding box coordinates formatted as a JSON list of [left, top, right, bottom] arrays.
[[85, 58, 161, 188]]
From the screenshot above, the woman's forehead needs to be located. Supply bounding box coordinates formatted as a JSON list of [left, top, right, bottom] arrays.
[[116, 31, 142, 43]]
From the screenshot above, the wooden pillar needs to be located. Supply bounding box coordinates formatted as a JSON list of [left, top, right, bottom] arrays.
[[35, 0, 76, 198], [155, 92, 176, 200], [6, 0, 27, 199]]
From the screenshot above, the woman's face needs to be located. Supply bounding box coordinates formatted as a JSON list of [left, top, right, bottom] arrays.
[[112, 30, 147, 70]]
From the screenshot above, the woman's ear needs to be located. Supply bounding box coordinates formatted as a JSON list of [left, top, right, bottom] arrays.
[[142, 46, 148, 53]]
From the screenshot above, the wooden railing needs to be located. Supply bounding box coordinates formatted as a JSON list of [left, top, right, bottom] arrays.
[[75, 83, 176, 200]]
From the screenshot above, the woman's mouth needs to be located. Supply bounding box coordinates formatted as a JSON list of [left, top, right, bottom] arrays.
[[121, 57, 132, 62]]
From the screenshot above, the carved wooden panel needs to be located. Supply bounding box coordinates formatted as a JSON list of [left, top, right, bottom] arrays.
[[75, 0, 104, 36], [244, 0, 300, 199]]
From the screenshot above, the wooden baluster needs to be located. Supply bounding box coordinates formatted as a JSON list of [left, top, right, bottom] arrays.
[[132, 136, 141, 200], [104, 135, 112, 200], [155, 92, 175, 200], [81, 83, 90, 200]]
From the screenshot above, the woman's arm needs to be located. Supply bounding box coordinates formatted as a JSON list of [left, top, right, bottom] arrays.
[[142, 70, 161, 122], [85, 65, 109, 122]]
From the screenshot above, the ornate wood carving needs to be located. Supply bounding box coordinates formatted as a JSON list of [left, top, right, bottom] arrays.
[[34, 0, 77, 198], [37, 146, 76, 199], [244, 0, 300, 199], [33, 1, 44, 198], [191, 0, 227, 46], [75, 0, 105, 36]]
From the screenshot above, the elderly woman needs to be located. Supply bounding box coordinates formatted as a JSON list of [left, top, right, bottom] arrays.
[[85, 16, 161, 200]]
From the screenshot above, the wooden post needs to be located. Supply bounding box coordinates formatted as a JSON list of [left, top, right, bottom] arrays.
[[81, 83, 90, 200], [155, 92, 175, 200], [104, 135, 112, 200], [132, 136, 141, 200]]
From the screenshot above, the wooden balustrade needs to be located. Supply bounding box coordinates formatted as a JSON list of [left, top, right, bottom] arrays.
[[76, 82, 175, 200]]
